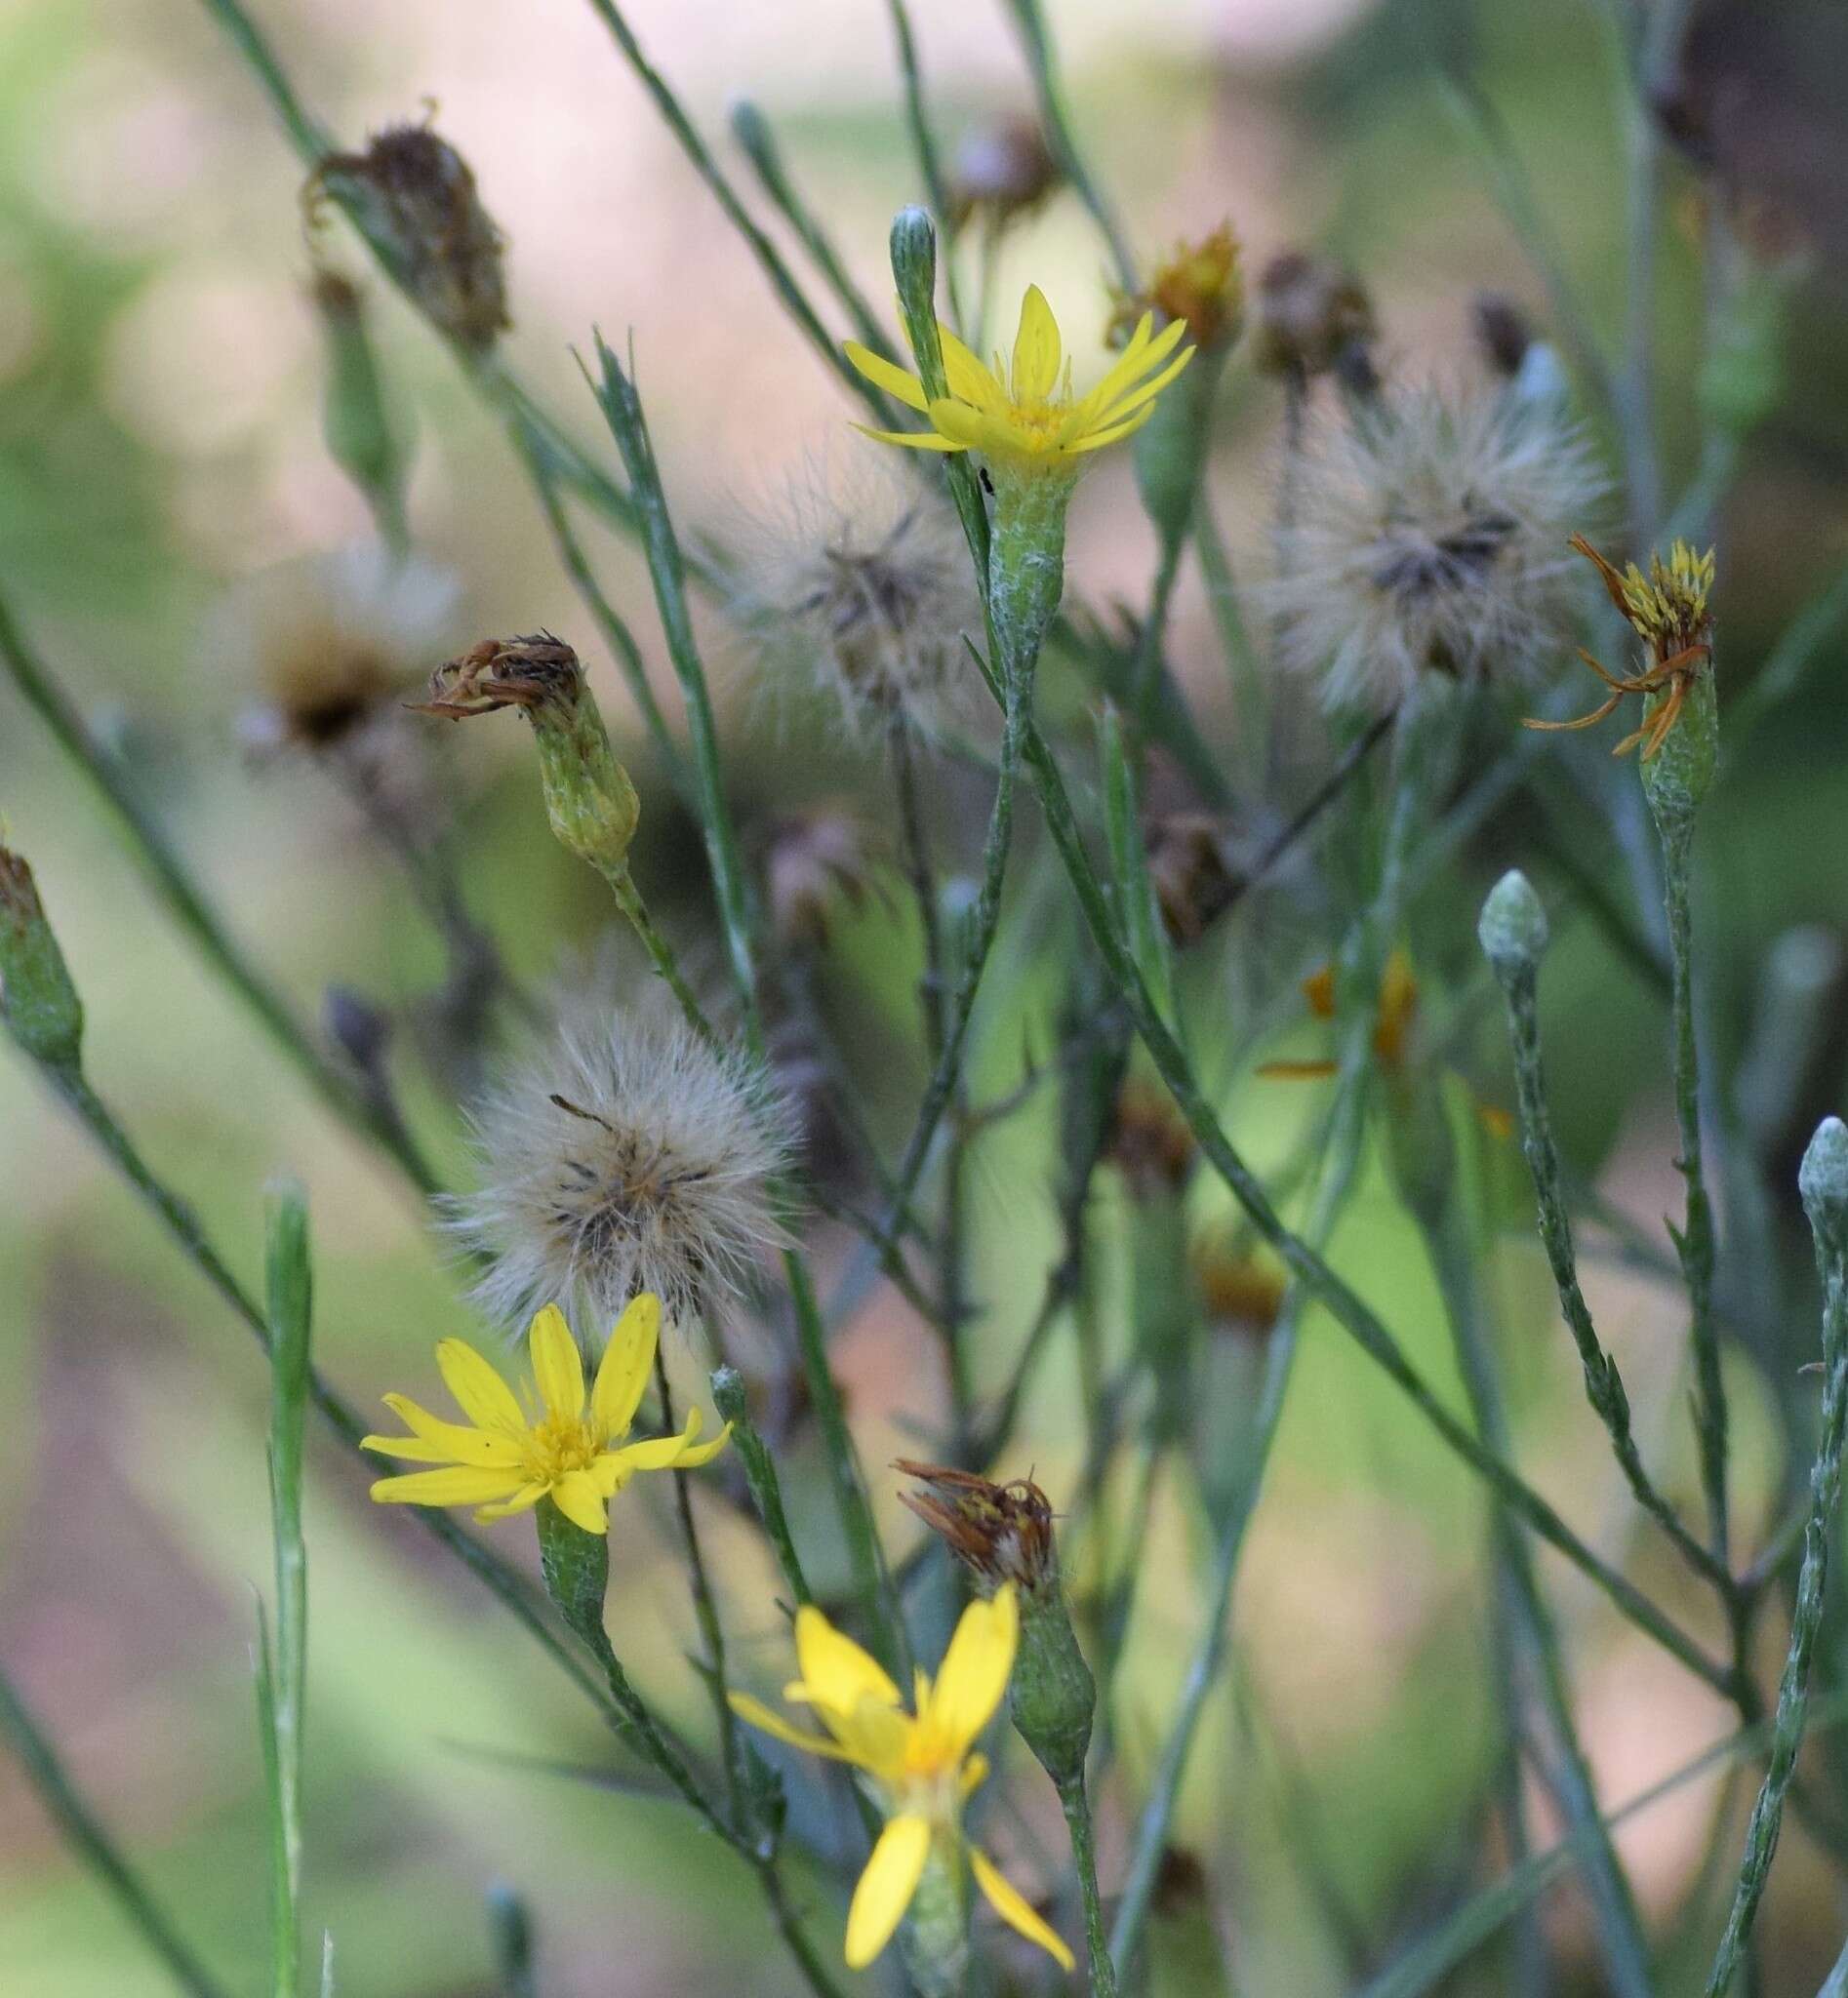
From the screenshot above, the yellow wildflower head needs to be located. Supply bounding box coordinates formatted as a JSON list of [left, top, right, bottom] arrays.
[[1117, 222, 1244, 351], [364, 1296, 730, 1536], [729, 1588, 1074, 1974], [845, 284, 1192, 479]]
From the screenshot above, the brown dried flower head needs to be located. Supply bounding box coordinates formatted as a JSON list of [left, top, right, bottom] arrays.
[[417, 631, 583, 718], [311, 121, 509, 352], [1252, 250, 1376, 380], [1116, 223, 1244, 352], [1145, 812, 1244, 946], [1194, 1242, 1288, 1339], [1105, 1076, 1195, 1199], [896, 1461, 1061, 1596], [947, 116, 1060, 229], [764, 808, 884, 949]]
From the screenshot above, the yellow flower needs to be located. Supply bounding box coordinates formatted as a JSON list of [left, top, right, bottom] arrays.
[[363, 1295, 729, 1535], [845, 284, 1192, 476], [729, 1587, 1074, 1974]]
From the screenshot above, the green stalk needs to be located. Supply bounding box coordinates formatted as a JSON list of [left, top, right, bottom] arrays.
[[1705, 1120, 1848, 1995], [1058, 1772, 1118, 1998], [881, 0, 963, 328], [711, 1366, 813, 1606], [0, 1665, 229, 1998], [0, 586, 442, 1198]]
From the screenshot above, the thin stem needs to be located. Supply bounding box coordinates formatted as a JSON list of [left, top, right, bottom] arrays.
[[881, 0, 963, 328], [1058, 1772, 1118, 1998], [711, 1366, 813, 1607], [0, 1664, 230, 1998], [0, 584, 443, 1199], [1663, 820, 1730, 1570], [1705, 1230, 1848, 1994]]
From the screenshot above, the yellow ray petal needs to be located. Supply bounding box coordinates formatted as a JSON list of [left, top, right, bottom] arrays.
[[819, 1694, 910, 1781], [959, 1750, 989, 1800], [728, 1690, 864, 1762], [844, 341, 929, 412], [591, 1292, 659, 1439], [793, 1604, 902, 1713], [1010, 285, 1062, 403], [924, 1585, 1018, 1759], [1071, 310, 1180, 420], [937, 326, 1006, 411], [850, 421, 965, 453], [1062, 401, 1160, 457], [597, 1409, 730, 1481], [369, 1466, 528, 1508], [1073, 340, 1194, 437], [374, 1395, 523, 1466], [845, 1816, 932, 1969], [528, 1304, 585, 1422], [549, 1469, 608, 1537], [474, 1482, 547, 1521], [970, 1846, 1075, 1972], [434, 1339, 526, 1437]]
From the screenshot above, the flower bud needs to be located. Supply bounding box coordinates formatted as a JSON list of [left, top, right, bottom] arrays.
[[418, 636, 640, 877], [309, 271, 407, 528], [0, 845, 84, 1072], [312, 123, 509, 354], [896, 1463, 1096, 1785], [1477, 869, 1549, 984], [1801, 1117, 1848, 1253]]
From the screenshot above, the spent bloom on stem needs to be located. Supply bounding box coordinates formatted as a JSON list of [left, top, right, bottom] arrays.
[[1527, 535, 1717, 762], [1252, 250, 1375, 381], [729, 1589, 1074, 1973], [1270, 380, 1602, 713], [1115, 222, 1245, 352], [364, 1295, 729, 1535], [447, 1003, 795, 1334], [845, 284, 1192, 479], [724, 461, 977, 738], [945, 116, 1059, 231]]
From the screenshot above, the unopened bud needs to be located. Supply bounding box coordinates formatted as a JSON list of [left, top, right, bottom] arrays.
[[1477, 869, 1549, 982], [309, 271, 408, 529], [418, 636, 639, 876], [312, 123, 509, 354], [897, 1463, 1095, 1784], [0, 846, 84, 1072], [1800, 1117, 1848, 1250]]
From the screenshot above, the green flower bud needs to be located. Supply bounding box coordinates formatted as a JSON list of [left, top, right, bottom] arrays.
[[1801, 1117, 1848, 1254], [418, 636, 640, 876], [310, 271, 408, 533], [0, 845, 84, 1072], [1477, 869, 1549, 984]]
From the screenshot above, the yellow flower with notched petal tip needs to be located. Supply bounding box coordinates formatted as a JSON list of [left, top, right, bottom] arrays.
[[363, 1296, 729, 1536], [846, 284, 1192, 478], [729, 1586, 1075, 1974]]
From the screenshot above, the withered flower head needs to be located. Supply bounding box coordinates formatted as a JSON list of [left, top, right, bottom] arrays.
[[946, 116, 1060, 229], [1194, 1242, 1288, 1339], [1115, 223, 1244, 351], [1145, 812, 1244, 946], [1268, 381, 1604, 713], [1526, 536, 1717, 762], [311, 121, 509, 352], [1105, 1075, 1195, 1199], [0, 843, 84, 1071], [223, 544, 461, 757], [1252, 250, 1376, 380], [419, 634, 640, 875], [763, 808, 884, 949], [897, 1461, 1060, 1595]]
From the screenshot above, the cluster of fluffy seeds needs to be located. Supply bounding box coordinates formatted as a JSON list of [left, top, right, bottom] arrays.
[[725, 460, 979, 739], [222, 543, 462, 754], [1268, 380, 1603, 714], [447, 1005, 797, 1339]]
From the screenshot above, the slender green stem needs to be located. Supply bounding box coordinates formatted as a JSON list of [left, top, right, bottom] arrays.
[[999, 0, 1136, 291], [582, 0, 892, 422], [1662, 820, 1730, 1569], [0, 1664, 229, 1998], [1705, 1186, 1848, 1995], [710, 1366, 812, 1606], [1058, 1773, 1118, 1998], [1012, 708, 1738, 1695], [1494, 945, 1729, 1588], [0, 585, 442, 1198], [882, 0, 963, 327]]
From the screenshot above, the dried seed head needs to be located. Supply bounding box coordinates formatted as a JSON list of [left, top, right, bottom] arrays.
[[447, 1004, 798, 1336], [725, 460, 979, 739], [311, 122, 509, 352], [1116, 222, 1244, 352], [762, 808, 884, 948], [1105, 1076, 1195, 1199], [946, 116, 1060, 229], [1268, 380, 1604, 713], [1252, 250, 1375, 380], [223, 544, 462, 756], [1145, 812, 1244, 946], [896, 1461, 1060, 1595]]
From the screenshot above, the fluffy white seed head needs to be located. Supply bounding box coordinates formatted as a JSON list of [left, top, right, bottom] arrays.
[[446, 1005, 798, 1339], [722, 456, 980, 739], [1268, 380, 1603, 714]]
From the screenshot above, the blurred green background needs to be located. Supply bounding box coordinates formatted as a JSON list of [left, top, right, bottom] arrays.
[[4, 0, 1848, 1992]]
